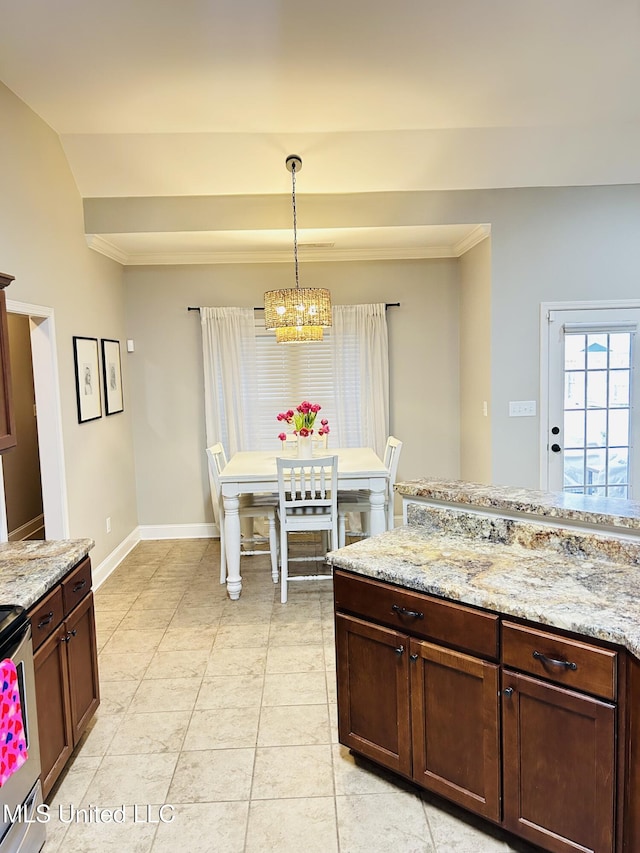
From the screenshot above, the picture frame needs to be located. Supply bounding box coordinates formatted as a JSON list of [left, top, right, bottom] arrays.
[[73, 336, 102, 423], [101, 338, 124, 415]]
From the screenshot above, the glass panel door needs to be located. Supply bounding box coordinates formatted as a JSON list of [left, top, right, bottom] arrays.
[[546, 307, 640, 497]]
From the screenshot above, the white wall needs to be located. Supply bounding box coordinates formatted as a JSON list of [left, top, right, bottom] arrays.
[[123, 259, 461, 526], [0, 82, 138, 564], [459, 237, 492, 483]]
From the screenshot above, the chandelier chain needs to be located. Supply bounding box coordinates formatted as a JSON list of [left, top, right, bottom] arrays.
[[291, 161, 299, 289]]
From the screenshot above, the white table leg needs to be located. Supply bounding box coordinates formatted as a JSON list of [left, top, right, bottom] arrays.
[[222, 487, 242, 599], [368, 476, 387, 536]]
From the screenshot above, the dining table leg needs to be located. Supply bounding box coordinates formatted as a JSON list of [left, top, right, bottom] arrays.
[[222, 487, 242, 599], [368, 476, 388, 536]]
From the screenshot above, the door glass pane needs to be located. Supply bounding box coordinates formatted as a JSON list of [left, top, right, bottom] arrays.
[[586, 409, 607, 446], [609, 370, 629, 407], [564, 335, 586, 370], [609, 409, 630, 446], [586, 335, 608, 369], [564, 411, 585, 448], [608, 448, 629, 485], [565, 372, 585, 409], [586, 371, 607, 408], [562, 331, 633, 498], [609, 333, 631, 368]]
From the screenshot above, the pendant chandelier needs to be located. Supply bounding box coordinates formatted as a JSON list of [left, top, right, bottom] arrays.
[[264, 155, 332, 342]]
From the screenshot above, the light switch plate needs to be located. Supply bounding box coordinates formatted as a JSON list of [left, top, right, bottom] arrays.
[[509, 400, 537, 417]]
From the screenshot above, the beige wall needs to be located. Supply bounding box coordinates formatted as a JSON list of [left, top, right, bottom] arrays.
[[123, 259, 461, 526], [0, 82, 138, 564], [459, 237, 492, 482]]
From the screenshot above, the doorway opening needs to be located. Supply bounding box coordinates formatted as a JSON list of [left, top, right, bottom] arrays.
[[0, 300, 69, 542]]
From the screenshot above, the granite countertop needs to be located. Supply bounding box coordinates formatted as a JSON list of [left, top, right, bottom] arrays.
[[327, 507, 640, 658], [396, 477, 640, 532], [0, 539, 95, 611]]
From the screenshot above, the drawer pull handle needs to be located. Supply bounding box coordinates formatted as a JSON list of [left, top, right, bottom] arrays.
[[38, 612, 54, 629], [391, 604, 424, 620], [72, 579, 87, 592], [394, 645, 405, 656], [533, 650, 577, 671]]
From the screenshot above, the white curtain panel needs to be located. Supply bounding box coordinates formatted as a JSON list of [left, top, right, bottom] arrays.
[[201, 306, 257, 456], [331, 303, 389, 457]]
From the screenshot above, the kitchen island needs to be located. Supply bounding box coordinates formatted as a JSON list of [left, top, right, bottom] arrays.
[[327, 481, 640, 853]]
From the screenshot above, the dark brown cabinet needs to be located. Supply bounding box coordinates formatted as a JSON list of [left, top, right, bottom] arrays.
[[502, 669, 616, 853], [411, 639, 501, 821], [334, 568, 626, 853], [0, 272, 16, 452], [334, 571, 501, 822], [30, 557, 100, 798]]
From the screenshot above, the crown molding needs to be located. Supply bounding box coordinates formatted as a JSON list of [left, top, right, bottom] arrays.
[[85, 235, 129, 264], [87, 243, 468, 266], [452, 224, 491, 257]]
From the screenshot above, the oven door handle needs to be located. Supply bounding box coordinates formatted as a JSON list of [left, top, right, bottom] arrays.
[[1, 621, 32, 662]]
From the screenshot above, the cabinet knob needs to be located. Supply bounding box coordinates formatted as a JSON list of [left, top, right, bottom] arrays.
[[410, 653, 418, 662], [503, 687, 514, 698], [394, 645, 405, 656]]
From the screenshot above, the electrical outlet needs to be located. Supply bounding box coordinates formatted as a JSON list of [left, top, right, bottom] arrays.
[[106, 517, 111, 533], [509, 400, 537, 417]]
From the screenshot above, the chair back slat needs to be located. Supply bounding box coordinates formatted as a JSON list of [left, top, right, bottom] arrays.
[[277, 456, 338, 514]]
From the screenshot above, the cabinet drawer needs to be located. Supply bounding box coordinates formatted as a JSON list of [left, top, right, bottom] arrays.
[[29, 585, 64, 651], [62, 558, 92, 615], [501, 621, 617, 701], [334, 570, 499, 660]]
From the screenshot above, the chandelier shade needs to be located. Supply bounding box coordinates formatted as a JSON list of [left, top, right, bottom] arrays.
[[264, 287, 332, 330], [274, 325, 324, 343], [264, 155, 332, 342]]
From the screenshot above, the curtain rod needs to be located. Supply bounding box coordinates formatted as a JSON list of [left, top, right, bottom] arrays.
[[188, 303, 400, 313]]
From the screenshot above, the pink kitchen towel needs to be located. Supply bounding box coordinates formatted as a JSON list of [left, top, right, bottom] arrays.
[[0, 659, 28, 787]]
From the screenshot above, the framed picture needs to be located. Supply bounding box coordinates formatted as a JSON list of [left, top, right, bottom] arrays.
[[73, 336, 102, 423], [101, 338, 124, 415]]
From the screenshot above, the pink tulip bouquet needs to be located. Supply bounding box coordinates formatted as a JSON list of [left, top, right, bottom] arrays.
[[277, 401, 330, 440]]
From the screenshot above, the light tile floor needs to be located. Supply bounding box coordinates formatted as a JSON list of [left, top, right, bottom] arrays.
[[41, 539, 541, 852]]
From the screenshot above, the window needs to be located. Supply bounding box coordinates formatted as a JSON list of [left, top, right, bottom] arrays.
[[253, 322, 360, 450]]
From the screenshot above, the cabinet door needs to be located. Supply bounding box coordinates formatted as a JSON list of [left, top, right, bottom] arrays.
[[410, 639, 501, 821], [66, 592, 100, 743], [502, 669, 615, 853], [33, 626, 73, 799], [336, 613, 411, 776]]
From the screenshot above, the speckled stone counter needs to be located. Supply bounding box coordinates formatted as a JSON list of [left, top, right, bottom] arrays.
[[327, 503, 640, 657], [397, 477, 640, 533], [0, 539, 94, 610]]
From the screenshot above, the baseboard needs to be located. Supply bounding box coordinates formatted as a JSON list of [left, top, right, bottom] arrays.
[[8, 514, 45, 542], [138, 522, 217, 540], [93, 528, 141, 589]]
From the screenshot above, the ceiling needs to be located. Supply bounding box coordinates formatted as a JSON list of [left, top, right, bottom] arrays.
[[2, 0, 639, 265]]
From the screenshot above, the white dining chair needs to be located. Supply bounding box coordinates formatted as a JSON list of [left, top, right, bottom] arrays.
[[206, 444, 279, 585], [276, 455, 338, 603], [337, 436, 403, 547]]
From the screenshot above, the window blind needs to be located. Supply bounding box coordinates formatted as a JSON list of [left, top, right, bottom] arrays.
[[253, 322, 362, 450]]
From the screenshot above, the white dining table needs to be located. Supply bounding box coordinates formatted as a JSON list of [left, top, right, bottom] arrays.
[[219, 447, 389, 599]]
